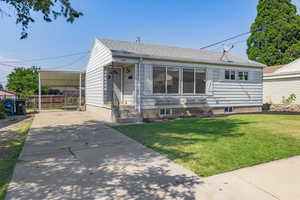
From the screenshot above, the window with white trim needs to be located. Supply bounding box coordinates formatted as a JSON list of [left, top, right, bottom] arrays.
[[238, 71, 249, 80], [225, 70, 236, 80], [183, 68, 206, 94], [224, 107, 234, 113], [225, 70, 249, 81], [153, 66, 179, 94], [159, 108, 173, 117]]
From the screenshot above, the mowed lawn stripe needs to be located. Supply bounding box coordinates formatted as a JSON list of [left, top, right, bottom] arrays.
[[114, 114, 300, 177]]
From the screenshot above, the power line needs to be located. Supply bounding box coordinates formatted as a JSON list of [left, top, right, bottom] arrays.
[[200, 31, 251, 50], [0, 51, 90, 64], [200, 15, 296, 50], [0, 63, 20, 69], [44, 54, 88, 70], [210, 39, 249, 51]]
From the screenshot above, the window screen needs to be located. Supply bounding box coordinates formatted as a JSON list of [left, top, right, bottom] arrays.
[[153, 67, 166, 93], [167, 68, 179, 94], [195, 72, 206, 94], [183, 69, 194, 93]]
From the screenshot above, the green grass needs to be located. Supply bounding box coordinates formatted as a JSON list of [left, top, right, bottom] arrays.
[[0, 119, 32, 200], [114, 114, 300, 177]]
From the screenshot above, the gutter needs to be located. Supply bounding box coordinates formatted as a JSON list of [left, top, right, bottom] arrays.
[[111, 52, 266, 68], [264, 73, 300, 80]]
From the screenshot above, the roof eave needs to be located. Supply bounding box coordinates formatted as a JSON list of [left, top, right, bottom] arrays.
[[264, 73, 300, 79], [111, 52, 265, 68]]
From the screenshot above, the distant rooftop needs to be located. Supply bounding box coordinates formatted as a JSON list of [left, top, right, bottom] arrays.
[[263, 65, 285, 74], [97, 38, 264, 67]]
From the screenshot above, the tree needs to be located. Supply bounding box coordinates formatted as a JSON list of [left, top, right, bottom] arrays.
[[0, 0, 82, 39], [247, 0, 300, 66], [6, 66, 51, 98]]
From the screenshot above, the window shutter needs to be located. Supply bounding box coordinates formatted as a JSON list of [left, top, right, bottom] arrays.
[[144, 64, 153, 95], [206, 68, 214, 95]]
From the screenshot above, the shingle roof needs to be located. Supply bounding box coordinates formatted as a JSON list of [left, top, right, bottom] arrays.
[[263, 65, 285, 74], [97, 38, 264, 67], [263, 58, 300, 78]]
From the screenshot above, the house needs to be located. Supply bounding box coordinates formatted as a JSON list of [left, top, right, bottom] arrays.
[[263, 58, 300, 104], [0, 90, 16, 99], [85, 38, 265, 122]]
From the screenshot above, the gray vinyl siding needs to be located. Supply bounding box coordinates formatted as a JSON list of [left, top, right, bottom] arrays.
[[85, 40, 112, 106], [139, 63, 263, 109]]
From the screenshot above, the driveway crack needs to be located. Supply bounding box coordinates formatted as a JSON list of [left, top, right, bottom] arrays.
[[67, 147, 77, 159]]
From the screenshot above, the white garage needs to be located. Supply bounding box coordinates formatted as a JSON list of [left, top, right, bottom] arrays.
[[263, 59, 300, 104]]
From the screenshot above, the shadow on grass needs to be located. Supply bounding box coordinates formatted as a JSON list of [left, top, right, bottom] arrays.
[[116, 117, 249, 145], [114, 117, 251, 164]]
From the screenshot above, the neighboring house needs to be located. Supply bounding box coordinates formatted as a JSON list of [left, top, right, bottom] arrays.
[[263, 58, 300, 104], [85, 38, 265, 122], [0, 90, 16, 99]]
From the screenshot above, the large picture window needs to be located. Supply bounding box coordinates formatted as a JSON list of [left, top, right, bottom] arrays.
[[153, 66, 179, 94], [183, 68, 206, 94], [167, 68, 179, 94], [195, 71, 206, 94], [183, 69, 194, 93], [153, 67, 166, 93]]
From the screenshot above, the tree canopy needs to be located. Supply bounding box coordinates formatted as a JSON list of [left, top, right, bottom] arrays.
[[247, 0, 300, 66], [0, 0, 82, 39], [6, 67, 39, 98], [6, 66, 54, 98]]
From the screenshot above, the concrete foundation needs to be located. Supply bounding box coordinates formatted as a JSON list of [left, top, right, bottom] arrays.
[[86, 104, 114, 122]]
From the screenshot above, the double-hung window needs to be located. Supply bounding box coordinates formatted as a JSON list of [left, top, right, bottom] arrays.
[[183, 68, 206, 94], [226, 70, 249, 81], [225, 70, 236, 80], [153, 66, 179, 94], [238, 71, 249, 80]]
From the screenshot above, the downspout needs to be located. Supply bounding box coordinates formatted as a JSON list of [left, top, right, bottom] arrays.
[[38, 72, 41, 112], [79, 72, 82, 109], [138, 57, 143, 113]]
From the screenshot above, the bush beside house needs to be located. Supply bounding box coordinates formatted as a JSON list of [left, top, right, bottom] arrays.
[[0, 100, 7, 119]]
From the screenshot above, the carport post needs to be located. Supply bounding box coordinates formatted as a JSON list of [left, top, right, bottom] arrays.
[[38, 72, 41, 112], [79, 72, 82, 109]]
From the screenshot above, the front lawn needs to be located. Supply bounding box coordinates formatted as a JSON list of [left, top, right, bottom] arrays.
[[114, 114, 300, 177]]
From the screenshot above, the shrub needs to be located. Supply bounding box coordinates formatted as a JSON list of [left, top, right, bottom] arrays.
[[0, 100, 7, 119], [282, 93, 297, 104]]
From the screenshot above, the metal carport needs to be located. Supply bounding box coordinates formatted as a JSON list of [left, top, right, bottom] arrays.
[[38, 70, 85, 111]]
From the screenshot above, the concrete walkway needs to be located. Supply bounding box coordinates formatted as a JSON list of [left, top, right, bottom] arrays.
[[5, 111, 300, 200]]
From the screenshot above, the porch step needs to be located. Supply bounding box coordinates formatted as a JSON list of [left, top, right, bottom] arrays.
[[117, 117, 142, 124]]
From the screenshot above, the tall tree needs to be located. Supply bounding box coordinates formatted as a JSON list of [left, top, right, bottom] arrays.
[[247, 0, 300, 66], [6, 67, 39, 98], [0, 0, 82, 39], [6, 66, 52, 98]]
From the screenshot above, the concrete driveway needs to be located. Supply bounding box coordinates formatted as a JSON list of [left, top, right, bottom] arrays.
[[5, 111, 300, 200]]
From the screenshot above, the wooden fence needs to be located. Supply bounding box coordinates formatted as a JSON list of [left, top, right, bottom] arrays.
[[26, 95, 85, 110]]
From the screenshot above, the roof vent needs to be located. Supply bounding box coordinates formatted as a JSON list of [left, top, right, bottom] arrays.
[[220, 44, 234, 62]]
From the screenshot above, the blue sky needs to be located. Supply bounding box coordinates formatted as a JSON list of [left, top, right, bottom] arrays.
[[0, 0, 300, 85]]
